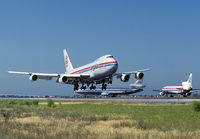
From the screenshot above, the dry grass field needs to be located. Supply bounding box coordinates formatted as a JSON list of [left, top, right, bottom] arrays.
[[0, 100, 200, 139]]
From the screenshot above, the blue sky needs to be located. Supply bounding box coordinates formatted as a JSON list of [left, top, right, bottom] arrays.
[[0, 0, 200, 96]]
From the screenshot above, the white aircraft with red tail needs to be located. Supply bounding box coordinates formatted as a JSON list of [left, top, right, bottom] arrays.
[[153, 73, 200, 97], [8, 49, 149, 91]]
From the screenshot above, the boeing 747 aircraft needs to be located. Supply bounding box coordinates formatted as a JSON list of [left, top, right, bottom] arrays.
[[75, 79, 146, 97], [153, 73, 200, 97], [8, 49, 149, 91]]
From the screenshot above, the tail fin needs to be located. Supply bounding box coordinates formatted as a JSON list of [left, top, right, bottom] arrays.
[[134, 79, 143, 85], [129, 79, 145, 89], [187, 73, 192, 84], [63, 49, 74, 73]]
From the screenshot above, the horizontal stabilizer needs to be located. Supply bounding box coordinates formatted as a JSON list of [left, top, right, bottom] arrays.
[[153, 90, 162, 92]]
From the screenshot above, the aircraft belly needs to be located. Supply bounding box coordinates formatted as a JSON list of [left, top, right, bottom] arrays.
[[88, 66, 116, 81], [75, 90, 102, 95], [167, 90, 183, 94]]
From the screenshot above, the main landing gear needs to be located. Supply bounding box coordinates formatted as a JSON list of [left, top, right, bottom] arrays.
[[74, 84, 79, 91], [74, 82, 108, 90], [90, 82, 96, 90], [80, 84, 86, 90], [102, 83, 107, 90], [90, 86, 96, 90]]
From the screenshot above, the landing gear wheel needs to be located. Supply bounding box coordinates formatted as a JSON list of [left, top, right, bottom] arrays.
[[102, 84, 107, 90], [74, 84, 79, 91], [90, 81, 96, 90], [81, 86, 86, 90], [90, 86, 96, 90]]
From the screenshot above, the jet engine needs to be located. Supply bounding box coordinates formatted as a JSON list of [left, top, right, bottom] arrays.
[[160, 92, 165, 96], [29, 74, 38, 81], [58, 75, 68, 83], [120, 74, 130, 82], [182, 81, 192, 90], [186, 93, 191, 96], [135, 72, 144, 80]]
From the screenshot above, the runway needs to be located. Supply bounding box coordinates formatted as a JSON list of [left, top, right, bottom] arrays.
[[59, 98, 200, 104], [103, 98, 200, 104], [1, 97, 200, 104]]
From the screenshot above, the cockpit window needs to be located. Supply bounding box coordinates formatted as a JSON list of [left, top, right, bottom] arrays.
[[106, 56, 113, 58]]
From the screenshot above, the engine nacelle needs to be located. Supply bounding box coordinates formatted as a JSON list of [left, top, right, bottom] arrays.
[[120, 74, 130, 82], [58, 75, 68, 83], [182, 82, 192, 90], [135, 72, 144, 80], [29, 75, 38, 81], [186, 93, 191, 96], [160, 92, 165, 96]]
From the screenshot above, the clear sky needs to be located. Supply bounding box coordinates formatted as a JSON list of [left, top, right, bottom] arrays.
[[0, 0, 200, 96]]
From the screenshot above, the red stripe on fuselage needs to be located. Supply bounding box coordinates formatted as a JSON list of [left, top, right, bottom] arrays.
[[71, 67, 91, 74], [70, 61, 117, 74], [99, 61, 117, 66]]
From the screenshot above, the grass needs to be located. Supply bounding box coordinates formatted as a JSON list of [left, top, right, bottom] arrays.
[[0, 100, 200, 138]]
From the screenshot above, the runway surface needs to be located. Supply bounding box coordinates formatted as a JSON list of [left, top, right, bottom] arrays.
[[4, 98, 200, 104], [2, 98, 200, 104], [61, 98, 200, 104]]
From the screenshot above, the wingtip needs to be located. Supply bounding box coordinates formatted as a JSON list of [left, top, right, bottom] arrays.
[[8, 71, 13, 73]]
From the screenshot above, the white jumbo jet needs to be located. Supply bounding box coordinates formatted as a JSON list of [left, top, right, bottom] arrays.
[[153, 73, 200, 97], [8, 49, 150, 91]]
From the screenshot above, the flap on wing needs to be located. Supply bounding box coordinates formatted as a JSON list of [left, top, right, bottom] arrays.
[[114, 68, 150, 77], [190, 89, 200, 93], [8, 71, 31, 75], [8, 71, 59, 78], [123, 68, 150, 74], [153, 90, 162, 92], [8, 71, 90, 79]]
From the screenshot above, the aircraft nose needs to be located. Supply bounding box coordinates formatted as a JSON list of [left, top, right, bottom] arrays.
[[113, 58, 118, 64], [115, 60, 118, 66]]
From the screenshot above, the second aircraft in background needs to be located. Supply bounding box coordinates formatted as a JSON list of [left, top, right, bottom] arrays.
[[153, 73, 200, 97]]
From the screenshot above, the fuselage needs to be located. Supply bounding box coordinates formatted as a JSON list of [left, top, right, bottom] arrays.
[[67, 55, 118, 81], [162, 86, 187, 94], [75, 88, 142, 96]]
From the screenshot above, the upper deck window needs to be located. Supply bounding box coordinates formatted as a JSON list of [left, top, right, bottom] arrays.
[[106, 56, 113, 58]]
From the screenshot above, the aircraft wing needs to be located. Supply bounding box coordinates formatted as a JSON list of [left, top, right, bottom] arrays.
[[114, 68, 150, 76], [190, 89, 200, 93], [8, 71, 59, 80], [8, 71, 90, 81], [153, 90, 162, 92]]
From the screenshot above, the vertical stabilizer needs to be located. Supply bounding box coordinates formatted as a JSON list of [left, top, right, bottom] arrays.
[[130, 79, 145, 89], [182, 73, 192, 90], [187, 73, 192, 84], [63, 49, 74, 73]]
